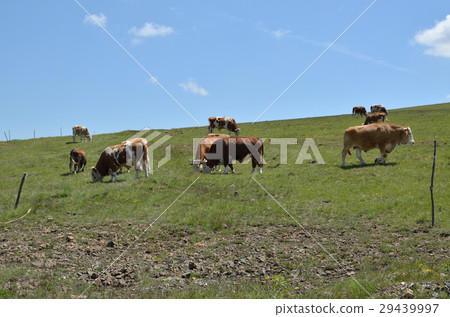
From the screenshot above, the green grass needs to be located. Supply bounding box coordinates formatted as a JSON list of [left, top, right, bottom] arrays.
[[0, 103, 449, 298]]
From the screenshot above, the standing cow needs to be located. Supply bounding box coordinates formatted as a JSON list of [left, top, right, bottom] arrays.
[[370, 105, 388, 115], [203, 136, 264, 174], [91, 138, 149, 182], [208, 117, 240, 136], [69, 148, 87, 174], [363, 112, 387, 125], [192, 134, 230, 173], [73, 125, 92, 142], [352, 106, 367, 117], [341, 123, 414, 166]]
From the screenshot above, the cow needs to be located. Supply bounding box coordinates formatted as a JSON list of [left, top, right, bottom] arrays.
[[73, 125, 92, 142], [203, 136, 264, 174], [208, 116, 240, 136], [69, 149, 87, 174], [91, 138, 149, 182], [352, 106, 367, 117], [341, 123, 414, 166], [192, 134, 230, 173], [363, 112, 387, 125], [370, 105, 388, 115]]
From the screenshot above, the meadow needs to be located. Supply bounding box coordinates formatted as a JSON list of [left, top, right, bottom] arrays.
[[0, 103, 448, 298]]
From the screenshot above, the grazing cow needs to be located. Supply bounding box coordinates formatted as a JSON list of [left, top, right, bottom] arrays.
[[208, 116, 240, 136], [69, 148, 87, 174], [341, 123, 414, 166], [370, 105, 388, 115], [363, 112, 387, 125], [203, 136, 264, 174], [73, 125, 92, 142], [192, 134, 230, 173], [91, 138, 149, 182], [352, 106, 367, 117]]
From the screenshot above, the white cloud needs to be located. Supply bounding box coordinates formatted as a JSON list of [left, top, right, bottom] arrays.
[[415, 15, 450, 58], [446, 94, 450, 99], [129, 22, 174, 37], [255, 23, 291, 39], [83, 13, 107, 28], [271, 29, 291, 39], [179, 79, 209, 96]]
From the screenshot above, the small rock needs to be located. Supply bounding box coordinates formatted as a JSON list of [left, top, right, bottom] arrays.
[[66, 236, 75, 242], [87, 271, 98, 279], [118, 279, 127, 287], [32, 261, 44, 268], [403, 288, 414, 298]]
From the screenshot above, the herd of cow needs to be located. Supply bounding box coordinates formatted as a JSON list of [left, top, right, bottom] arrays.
[[68, 109, 415, 181]]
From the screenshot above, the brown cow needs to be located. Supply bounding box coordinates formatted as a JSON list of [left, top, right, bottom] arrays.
[[208, 116, 240, 135], [73, 125, 92, 142], [91, 138, 149, 182], [204, 136, 264, 174], [370, 105, 388, 114], [69, 149, 87, 174], [192, 134, 230, 173], [363, 112, 387, 125], [352, 106, 367, 117], [341, 123, 414, 166]]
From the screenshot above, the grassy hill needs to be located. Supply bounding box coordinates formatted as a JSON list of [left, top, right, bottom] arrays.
[[0, 103, 448, 298]]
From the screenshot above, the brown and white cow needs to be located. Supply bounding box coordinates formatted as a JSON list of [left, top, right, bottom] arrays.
[[91, 138, 149, 182], [362, 112, 387, 125], [73, 125, 92, 142], [352, 106, 367, 117], [370, 105, 388, 115], [192, 134, 230, 173], [208, 117, 240, 136], [203, 136, 264, 174], [341, 123, 414, 166], [69, 148, 87, 174]]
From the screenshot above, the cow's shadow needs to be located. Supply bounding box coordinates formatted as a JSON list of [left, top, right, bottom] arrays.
[[87, 179, 127, 184], [66, 141, 78, 145], [340, 162, 397, 170]]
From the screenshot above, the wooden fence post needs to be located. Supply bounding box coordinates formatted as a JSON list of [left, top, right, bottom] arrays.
[[430, 140, 436, 227], [14, 173, 27, 209]]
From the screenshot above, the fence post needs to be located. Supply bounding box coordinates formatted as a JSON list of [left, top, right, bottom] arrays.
[[430, 140, 436, 227], [14, 173, 27, 209]]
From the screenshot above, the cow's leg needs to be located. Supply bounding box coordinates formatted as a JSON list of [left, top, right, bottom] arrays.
[[355, 149, 366, 165], [73, 134, 76, 143], [375, 151, 387, 164], [223, 165, 229, 174], [229, 164, 235, 174], [341, 148, 349, 166], [69, 160, 73, 174]]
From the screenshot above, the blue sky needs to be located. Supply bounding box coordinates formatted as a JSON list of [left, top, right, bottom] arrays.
[[1, 0, 449, 140]]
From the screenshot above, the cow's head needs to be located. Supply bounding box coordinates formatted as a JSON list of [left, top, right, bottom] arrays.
[[91, 167, 103, 182], [400, 127, 414, 145], [201, 160, 215, 174], [234, 128, 241, 136], [88, 135, 93, 142], [191, 159, 202, 172]]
